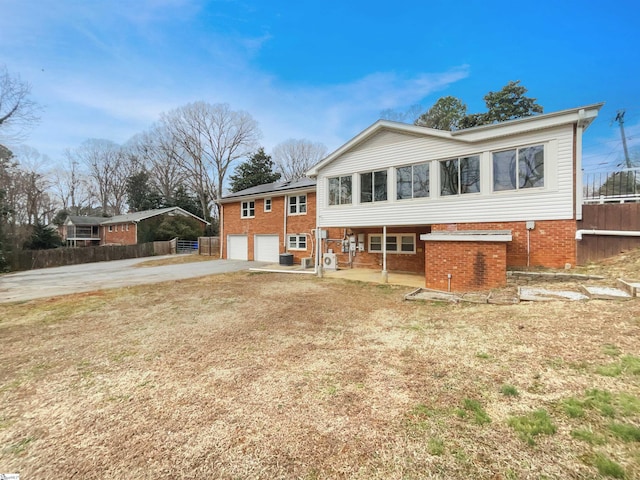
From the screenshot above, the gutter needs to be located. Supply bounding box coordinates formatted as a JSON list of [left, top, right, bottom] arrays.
[[576, 229, 640, 240]]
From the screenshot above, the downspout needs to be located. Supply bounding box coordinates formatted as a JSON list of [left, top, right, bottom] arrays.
[[219, 204, 224, 258], [283, 196, 288, 253], [576, 229, 640, 240], [381, 226, 388, 283]]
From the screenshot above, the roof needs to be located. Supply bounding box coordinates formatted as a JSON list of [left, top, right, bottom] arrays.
[[100, 207, 210, 225], [65, 215, 106, 226], [66, 207, 210, 227], [219, 177, 317, 202], [306, 103, 605, 177]]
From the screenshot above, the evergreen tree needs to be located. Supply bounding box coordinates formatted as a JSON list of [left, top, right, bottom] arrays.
[[126, 169, 163, 212], [414, 96, 467, 131], [229, 148, 281, 192], [23, 221, 63, 250]]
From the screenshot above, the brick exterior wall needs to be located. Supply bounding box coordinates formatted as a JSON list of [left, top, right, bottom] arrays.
[[102, 223, 136, 245], [328, 226, 429, 274], [222, 191, 320, 263], [431, 219, 577, 269], [425, 241, 507, 291]]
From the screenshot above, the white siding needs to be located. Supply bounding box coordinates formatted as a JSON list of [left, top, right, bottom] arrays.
[[317, 125, 576, 227]]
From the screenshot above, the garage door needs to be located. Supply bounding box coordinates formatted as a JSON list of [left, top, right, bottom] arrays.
[[227, 235, 248, 260], [254, 235, 280, 262]]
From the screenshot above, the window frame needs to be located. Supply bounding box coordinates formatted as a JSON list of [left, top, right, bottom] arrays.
[[439, 155, 481, 196], [396, 162, 430, 200], [264, 197, 272, 212], [241, 200, 255, 218], [368, 233, 416, 254], [288, 194, 307, 215], [492, 144, 545, 192], [360, 170, 388, 203], [108, 225, 113, 232], [287, 234, 307, 250], [328, 175, 353, 206]]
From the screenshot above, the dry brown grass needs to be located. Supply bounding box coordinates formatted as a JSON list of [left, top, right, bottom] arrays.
[[1, 265, 639, 479]]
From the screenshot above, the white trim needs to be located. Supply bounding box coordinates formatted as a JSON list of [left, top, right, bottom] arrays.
[[288, 194, 307, 215], [264, 197, 272, 212], [287, 234, 308, 250], [369, 233, 416, 254]]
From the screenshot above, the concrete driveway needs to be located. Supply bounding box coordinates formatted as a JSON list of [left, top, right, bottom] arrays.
[[0, 257, 265, 303]]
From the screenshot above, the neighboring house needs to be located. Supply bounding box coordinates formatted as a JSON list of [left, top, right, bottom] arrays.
[[306, 103, 604, 291], [63, 215, 104, 247], [219, 177, 332, 264], [62, 207, 209, 246]]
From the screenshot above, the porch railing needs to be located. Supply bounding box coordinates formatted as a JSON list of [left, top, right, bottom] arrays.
[[583, 168, 640, 204]]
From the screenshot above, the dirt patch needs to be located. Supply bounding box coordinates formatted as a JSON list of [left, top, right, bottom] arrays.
[[0, 270, 639, 479]]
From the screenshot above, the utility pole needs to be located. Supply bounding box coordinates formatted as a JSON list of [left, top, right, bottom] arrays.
[[614, 110, 632, 168]]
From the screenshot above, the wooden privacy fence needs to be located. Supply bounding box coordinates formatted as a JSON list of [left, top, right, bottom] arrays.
[[198, 236, 220, 256], [577, 203, 640, 264], [9, 242, 168, 272]]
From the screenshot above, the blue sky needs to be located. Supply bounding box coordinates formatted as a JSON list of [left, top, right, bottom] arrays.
[[1, 0, 639, 172]]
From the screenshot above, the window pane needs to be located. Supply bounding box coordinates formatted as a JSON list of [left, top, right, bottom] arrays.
[[518, 145, 544, 188], [328, 177, 339, 205], [374, 170, 387, 201], [493, 150, 517, 191], [440, 159, 459, 196], [299, 236, 306, 249], [370, 235, 382, 252], [386, 235, 397, 251], [460, 156, 480, 193], [413, 163, 430, 198], [299, 196, 307, 213], [361, 173, 372, 203], [401, 235, 414, 252], [341, 176, 352, 204], [397, 166, 412, 200]]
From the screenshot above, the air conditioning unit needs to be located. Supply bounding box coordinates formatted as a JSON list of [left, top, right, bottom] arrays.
[[322, 252, 338, 270], [301, 257, 314, 269]]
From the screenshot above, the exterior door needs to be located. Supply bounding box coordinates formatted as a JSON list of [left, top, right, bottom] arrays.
[[254, 235, 280, 262], [227, 235, 248, 260]]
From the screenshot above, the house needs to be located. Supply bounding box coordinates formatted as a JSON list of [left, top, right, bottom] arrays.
[[62, 207, 209, 246], [219, 177, 338, 264], [306, 103, 604, 291]]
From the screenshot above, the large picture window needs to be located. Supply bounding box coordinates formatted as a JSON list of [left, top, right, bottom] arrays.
[[288, 195, 307, 214], [440, 155, 480, 196], [397, 162, 430, 200], [361, 170, 387, 203], [328, 175, 352, 205], [241, 200, 255, 218], [368, 234, 416, 254], [493, 145, 544, 191]]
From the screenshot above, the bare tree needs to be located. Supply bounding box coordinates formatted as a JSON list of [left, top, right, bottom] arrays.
[[272, 138, 328, 181], [0, 65, 41, 143], [127, 127, 186, 201], [160, 102, 260, 221], [51, 149, 92, 215], [75, 139, 131, 215]]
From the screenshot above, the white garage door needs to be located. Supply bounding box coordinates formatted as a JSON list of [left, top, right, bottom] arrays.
[[227, 235, 248, 260], [254, 235, 280, 262]]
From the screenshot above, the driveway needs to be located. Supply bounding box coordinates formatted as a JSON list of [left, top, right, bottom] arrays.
[[0, 257, 265, 303]]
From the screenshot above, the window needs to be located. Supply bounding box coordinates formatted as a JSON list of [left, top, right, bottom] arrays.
[[493, 144, 544, 191], [108, 225, 113, 232], [264, 198, 272, 212], [440, 155, 480, 196], [287, 234, 307, 250], [241, 200, 255, 218], [360, 170, 387, 203], [368, 234, 416, 254], [289, 195, 307, 215], [397, 162, 430, 200], [328, 175, 352, 205], [126, 224, 129, 231]]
